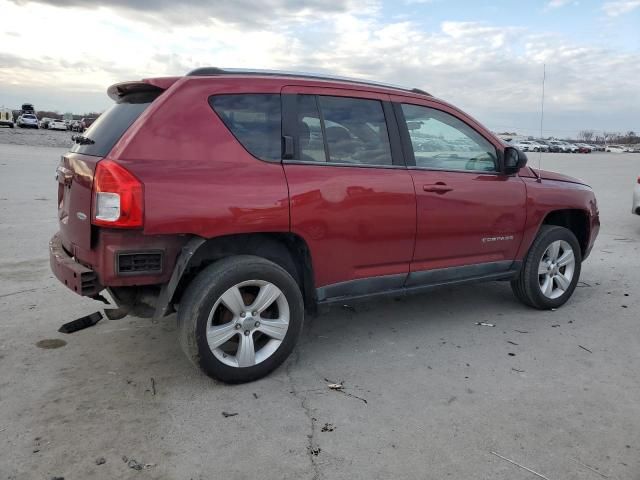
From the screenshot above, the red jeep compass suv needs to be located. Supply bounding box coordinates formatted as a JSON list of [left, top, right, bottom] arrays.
[[50, 68, 600, 383]]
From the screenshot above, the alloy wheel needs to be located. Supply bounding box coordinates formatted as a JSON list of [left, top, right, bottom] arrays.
[[538, 240, 576, 299], [206, 280, 290, 368]]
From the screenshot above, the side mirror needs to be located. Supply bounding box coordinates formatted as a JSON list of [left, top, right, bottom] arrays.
[[503, 146, 527, 174]]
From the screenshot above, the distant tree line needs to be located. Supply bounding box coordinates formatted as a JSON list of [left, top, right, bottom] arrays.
[[578, 130, 639, 145]]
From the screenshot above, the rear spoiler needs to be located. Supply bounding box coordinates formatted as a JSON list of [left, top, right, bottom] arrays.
[[107, 77, 180, 102]]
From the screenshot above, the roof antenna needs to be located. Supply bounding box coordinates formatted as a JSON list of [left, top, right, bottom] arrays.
[[537, 63, 546, 182]]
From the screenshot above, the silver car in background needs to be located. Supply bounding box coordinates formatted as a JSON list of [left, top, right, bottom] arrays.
[[17, 113, 39, 129]]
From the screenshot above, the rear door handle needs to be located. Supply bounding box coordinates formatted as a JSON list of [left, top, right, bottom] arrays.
[[423, 183, 453, 194]]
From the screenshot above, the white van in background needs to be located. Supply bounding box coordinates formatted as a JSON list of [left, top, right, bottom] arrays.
[[0, 108, 14, 128], [606, 145, 626, 153]]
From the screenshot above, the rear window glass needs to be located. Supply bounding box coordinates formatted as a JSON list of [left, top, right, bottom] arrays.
[[209, 94, 281, 161], [70, 91, 160, 157]]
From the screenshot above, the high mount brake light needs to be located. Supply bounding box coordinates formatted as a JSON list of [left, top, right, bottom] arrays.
[[92, 160, 143, 228]]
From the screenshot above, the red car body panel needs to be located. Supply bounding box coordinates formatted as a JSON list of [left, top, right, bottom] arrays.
[[50, 73, 600, 304], [110, 78, 290, 238], [284, 163, 416, 287], [409, 170, 527, 271], [517, 176, 600, 259]]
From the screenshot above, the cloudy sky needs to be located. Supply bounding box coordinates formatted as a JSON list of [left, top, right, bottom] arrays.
[[1, 0, 638, 136]]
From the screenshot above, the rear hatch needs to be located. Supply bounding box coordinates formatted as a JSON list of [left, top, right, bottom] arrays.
[[56, 81, 170, 257]]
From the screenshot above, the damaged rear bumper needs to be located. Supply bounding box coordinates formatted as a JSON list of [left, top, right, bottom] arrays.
[[49, 232, 102, 296]]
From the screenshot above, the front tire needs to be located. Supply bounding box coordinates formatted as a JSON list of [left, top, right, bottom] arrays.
[[511, 225, 581, 309], [177, 255, 304, 383]]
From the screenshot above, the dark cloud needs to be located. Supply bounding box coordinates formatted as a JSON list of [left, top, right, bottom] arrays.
[[8, 0, 368, 27]]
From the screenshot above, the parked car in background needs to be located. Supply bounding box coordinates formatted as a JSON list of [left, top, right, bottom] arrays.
[[0, 108, 15, 128], [534, 141, 549, 152], [80, 117, 97, 132], [70, 120, 82, 132], [49, 119, 68, 131], [538, 140, 560, 152], [39, 117, 53, 129], [514, 140, 543, 152], [49, 68, 600, 383], [549, 141, 572, 153], [575, 143, 592, 153], [633, 175, 640, 216], [567, 143, 580, 153], [518, 140, 548, 152], [17, 113, 39, 128], [606, 145, 625, 153]]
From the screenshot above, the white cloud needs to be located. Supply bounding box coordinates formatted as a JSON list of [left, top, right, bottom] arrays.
[[602, 0, 640, 16], [546, 0, 574, 9]]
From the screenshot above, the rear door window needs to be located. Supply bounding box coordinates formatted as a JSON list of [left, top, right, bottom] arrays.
[[70, 91, 160, 157], [209, 94, 282, 161], [318, 96, 392, 166]]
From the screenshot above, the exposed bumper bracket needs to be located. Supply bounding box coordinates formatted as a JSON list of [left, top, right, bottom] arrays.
[[49, 233, 102, 296]]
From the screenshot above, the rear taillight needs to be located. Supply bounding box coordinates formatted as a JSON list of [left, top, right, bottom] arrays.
[[637, 176, 640, 184], [92, 160, 143, 228]]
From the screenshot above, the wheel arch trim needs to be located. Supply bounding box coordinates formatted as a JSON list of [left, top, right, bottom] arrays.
[[153, 232, 316, 321]]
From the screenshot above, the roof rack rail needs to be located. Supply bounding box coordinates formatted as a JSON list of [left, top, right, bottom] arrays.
[[186, 67, 432, 96]]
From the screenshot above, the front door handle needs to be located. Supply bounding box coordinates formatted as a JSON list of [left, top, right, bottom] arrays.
[[423, 183, 453, 194]]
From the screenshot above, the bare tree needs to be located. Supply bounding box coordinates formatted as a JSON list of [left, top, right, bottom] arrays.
[[578, 130, 595, 142], [603, 131, 619, 144], [624, 131, 638, 144]]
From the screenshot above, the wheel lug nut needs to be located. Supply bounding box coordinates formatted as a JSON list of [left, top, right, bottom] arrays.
[[240, 312, 246, 318], [244, 330, 250, 336], [252, 311, 257, 316], [255, 321, 260, 327], [235, 324, 242, 330]]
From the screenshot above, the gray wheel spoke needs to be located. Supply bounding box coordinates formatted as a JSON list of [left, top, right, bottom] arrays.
[[554, 273, 571, 290], [207, 323, 238, 349], [257, 319, 288, 341], [556, 249, 574, 267], [237, 334, 256, 367], [547, 241, 561, 261], [250, 283, 281, 314], [541, 275, 553, 297], [538, 262, 549, 275], [220, 286, 245, 316]]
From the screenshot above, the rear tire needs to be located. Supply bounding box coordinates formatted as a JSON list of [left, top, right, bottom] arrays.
[[511, 225, 582, 309], [177, 255, 304, 383]]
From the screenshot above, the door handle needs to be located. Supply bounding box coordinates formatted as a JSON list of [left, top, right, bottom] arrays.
[[423, 183, 452, 194]]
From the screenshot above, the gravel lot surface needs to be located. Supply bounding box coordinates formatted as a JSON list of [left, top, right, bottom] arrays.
[[0, 125, 75, 148], [1, 130, 639, 480]]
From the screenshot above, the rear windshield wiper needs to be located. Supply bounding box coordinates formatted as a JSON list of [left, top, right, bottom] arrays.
[[72, 135, 95, 145]]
